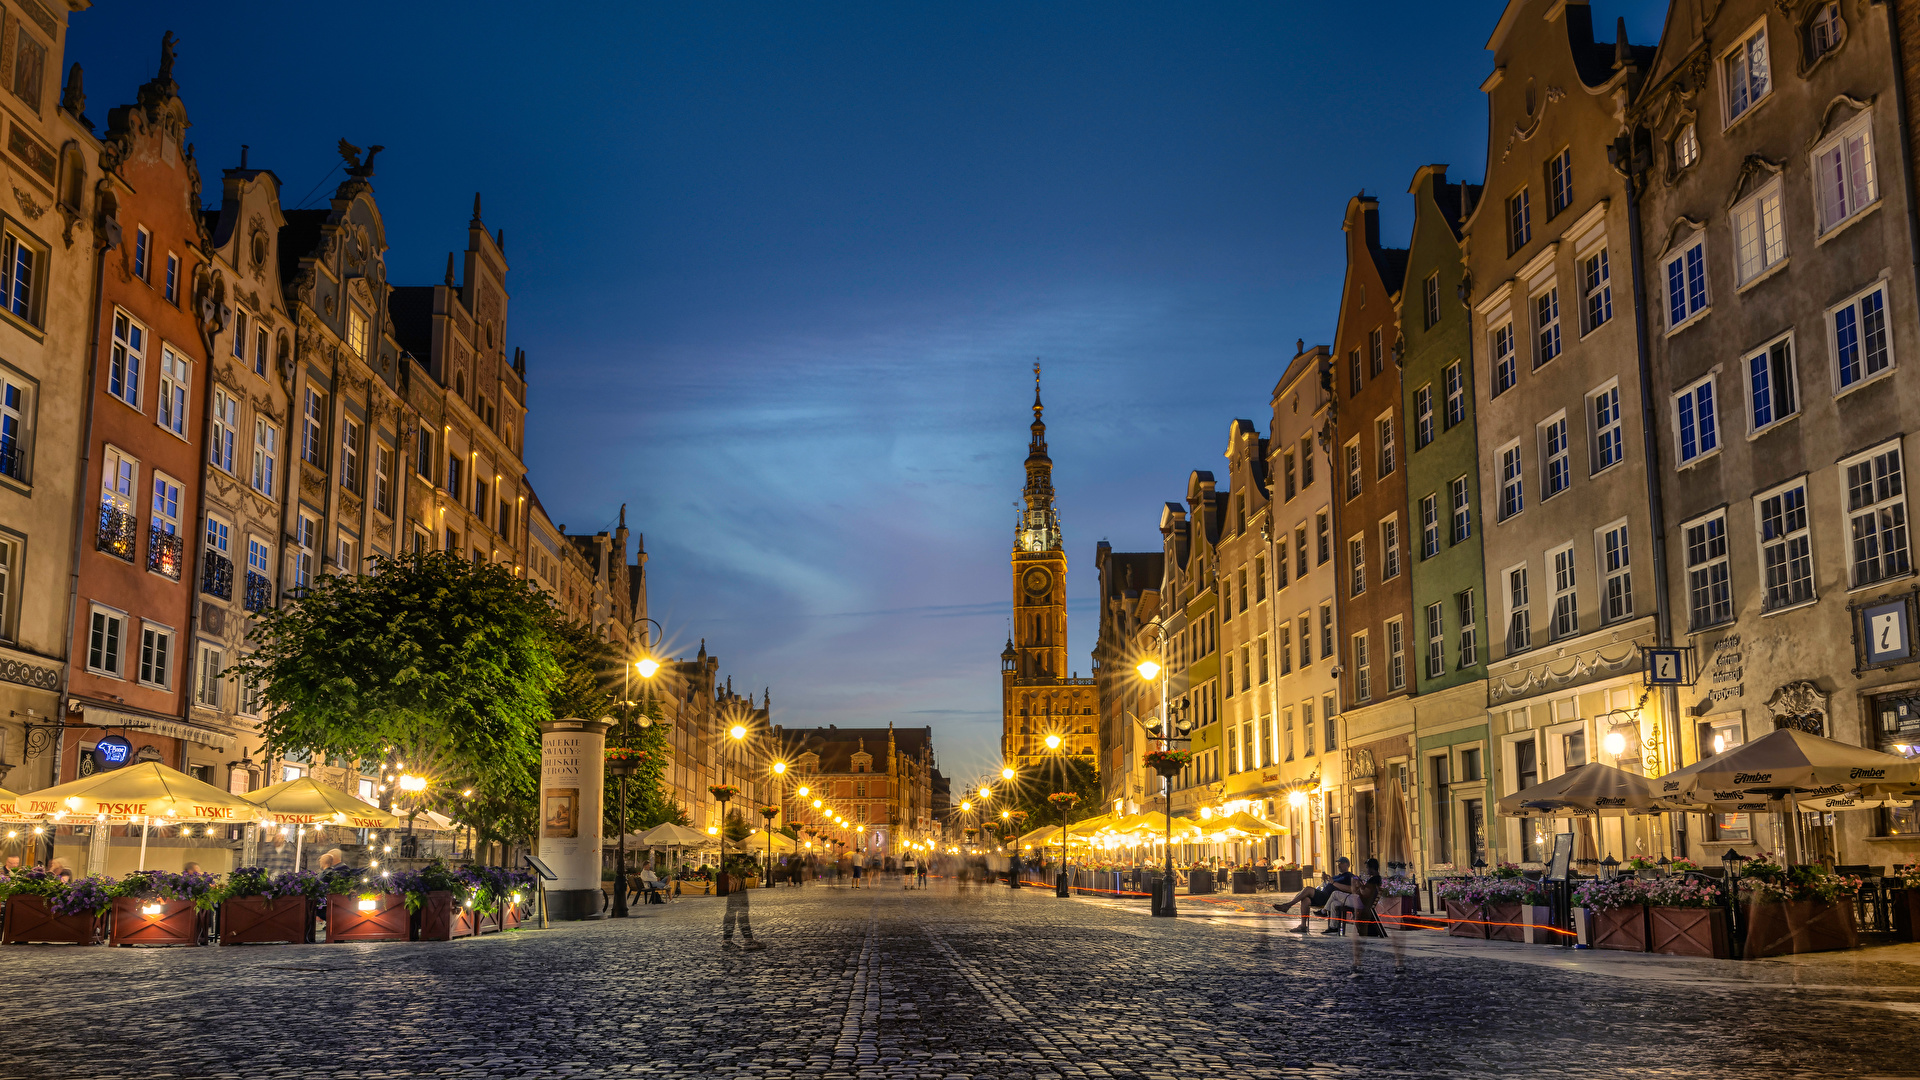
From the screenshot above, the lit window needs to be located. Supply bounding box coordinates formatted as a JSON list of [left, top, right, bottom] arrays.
[[1674, 123, 1699, 169], [1550, 545, 1577, 639], [1724, 25, 1771, 123], [347, 306, 370, 357], [1813, 112, 1878, 234], [1732, 181, 1787, 284], [1599, 523, 1633, 624]]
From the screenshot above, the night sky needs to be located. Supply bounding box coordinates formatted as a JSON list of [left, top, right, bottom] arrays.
[[74, 2, 1667, 785]]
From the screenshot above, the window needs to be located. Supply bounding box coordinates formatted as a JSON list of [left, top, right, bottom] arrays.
[[1581, 249, 1613, 333], [1295, 524, 1308, 578], [1348, 349, 1362, 397], [1349, 535, 1366, 597], [1240, 645, 1252, 692], [1237, 568, 1248, 613], [1316, 511, 1331, 565], [373, 444, 393, 515], [1298, 613, 1311, 668], [1352, 631, 1371, 703], [1564, 731, 1589, 769], [1506, 188, 1531, 253], [336, 531, 358, 572], [293, 513, 316, 591], [1424, 271, 1441, 329], [109, 312, 144, 409], [1506, 566, 1531, 652], [1386, 618, 1405, 693], [447, 454, 463, 500], [347, 306, 370, 357], [1844, 443, 1910, 588], [204, 513, 229, 565], [233, 311, 250, 361], [236, 661, 261, 716], [1748, 335, 1797, 431], [1421, 494, 1440, 559], [1674, 375, 1718, 465], [1319, 602, 1334, 660], [88, 607, 125, 676], [1732, 181, 1786, 284], [254, 326, 269, 378], [1724, 24, 1771, 122], [209, 388, 237, 473], [340, 417, 361, 491], [1599, 523, 1633, 624], [0, 537, 11, 639], [1258, 638, 1269, 683], [1808, 2, 1842, 59], [1369, 328, 1384, 377], [1591, 383, 1623, 472], [1274, 541, 1288, 590], [163, 253, 179, 304], [1429, 756, 1452, 864], [1541, 415, 1570, 499], [1280, 624, 1292, 677], [1426, 602, 1446, 679], [1414, 385, 1434, 449], [1302, 700, 1316, 757], [1457, 589, 1478, 667], [1664, 238, 1709, 328], [138, 623, 172, 688], [1283, 449, 1296, 500], [1492, 321, 1517, 396], [195, 643, 223, 708], [1450, 476, 1472, 543], [1299, 435, 1314, 488], [1254, 557, 1266, 601], [250, 420, 278, 497], [1444, 361, 1465, 427], [248, 535, 271, 579], [301, 390, 324, 466], [0, 371, 29, 482], [1514, 738, 1542, 861], [99, 447, 136, 560], [1685, 512, 1733, 629], [1674, 123, 1699, 169], [1533, 286, 1561, 367], [1345, 440, 1362, 500], [1499, 443, 1524, 520], [1378, 417, 1396, 476], [0, 228, 38, 322], [1324, 694, 1338, 752], [416, 428, 434, 479], [1756, 481, 1813, 610], [1381, 517, 1400, 580], [132, 226, 150, 280], [1834, 283, 1892, 390], [1222, 576, 1233, 622], [1550, 545, 1578, 639], [1538, 146, 1572, 219], [156, 349, 189, 437]]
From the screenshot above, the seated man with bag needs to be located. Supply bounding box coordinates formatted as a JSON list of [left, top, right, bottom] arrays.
[[1273, 856, 1356, 933]]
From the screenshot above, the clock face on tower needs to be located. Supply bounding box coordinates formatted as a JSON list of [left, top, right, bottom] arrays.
[[1022, 566, 1052, 597]]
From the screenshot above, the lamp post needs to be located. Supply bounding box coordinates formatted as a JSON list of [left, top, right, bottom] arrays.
[[1138, 625, 1193, 918], [1048, 790, 1079, 898], [610, 617, 662, 919]]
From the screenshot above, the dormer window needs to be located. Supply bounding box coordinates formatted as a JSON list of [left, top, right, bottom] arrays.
[[1673, 124, 1699, 170], [1723, 23, 1771, 124], [1808, 3, 1842, 62]]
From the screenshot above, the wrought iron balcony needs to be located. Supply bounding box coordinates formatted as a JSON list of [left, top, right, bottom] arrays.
[[243, 571, 273, 613], [0, 437, 21, 482], [147, 526, 183, 580], [200, 549, 233, 599], [96, 504, 136, 561]]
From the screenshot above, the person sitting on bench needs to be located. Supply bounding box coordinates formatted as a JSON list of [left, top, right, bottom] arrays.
[[1273, 856, 1354, 933], [639, 864, 667, 904]]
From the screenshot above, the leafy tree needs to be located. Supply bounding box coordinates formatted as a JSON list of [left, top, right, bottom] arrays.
[[1011, 756, 1102, 826], [234, 552, 558, 810]]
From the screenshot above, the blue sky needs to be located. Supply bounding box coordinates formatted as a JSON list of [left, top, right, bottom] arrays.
[[77, 1, 1666, 786]]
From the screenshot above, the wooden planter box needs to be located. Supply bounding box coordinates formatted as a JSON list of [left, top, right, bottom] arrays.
[[1445, 899, 1488, 938], [1648, 906, 1730, 958], [1187, 868, 1214, 895], [1744, 900, 1859, 958], [220, 896, 311, 944], [1, 895, 106, 945], [326, 894, 410, 943], [414, 892, 484, 941], [1894, 889, 1920, 942], [1588, 905, 1648, 951], [110, 898, 200, 947], [1278, 869, 1304, 893], [499, 901, 527, 930], [1486, 901, 1526, 942]]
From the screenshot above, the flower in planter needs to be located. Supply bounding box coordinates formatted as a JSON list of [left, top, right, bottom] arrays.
[[1573, 877, 1649, 911], [1896, 862, 1920, 890], [51, 876, 115, 918], [1490, 860, 1526, 880], [1643, 875, 1724, 909], [1143, 750, 1192, 774], [1736, 855, 1856, 903], [1382, 879, 1420, 898], [109, 870, 221, 912], [708, 784, 740, 801], [1047, 792, 1080, 810]]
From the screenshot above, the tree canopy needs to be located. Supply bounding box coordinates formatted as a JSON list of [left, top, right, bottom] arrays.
[[1009, 755, 1102, 825]]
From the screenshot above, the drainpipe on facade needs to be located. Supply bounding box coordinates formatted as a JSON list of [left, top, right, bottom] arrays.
[[1874, 0, 1920, 353], [184, 283, 223, 746], [55, 193, 116, 805], [1613, 129, 1683, 856]]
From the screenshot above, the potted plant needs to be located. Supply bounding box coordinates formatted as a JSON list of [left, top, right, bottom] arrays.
[[1483, 873, 1547, 943], [1380, 877, 1421, 922], [325, 864, 409, 943], [0, 868, 111, 945], [605, 746, 648, 778], [1574, 878, 1648, 951], [1435, 878, 1489, 939], [108, 870, 217, 947], [218, 867, 319, 945], [1142, 750, 1191, 778], [1644, 875, 1730, 958], [1895, 864, 1920, 942], [1739, 856, 1860, 957]]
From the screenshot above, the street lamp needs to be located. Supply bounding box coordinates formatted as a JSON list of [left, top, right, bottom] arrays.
[[1138, 628, 1192, 918], [611, 616, 663, 920]]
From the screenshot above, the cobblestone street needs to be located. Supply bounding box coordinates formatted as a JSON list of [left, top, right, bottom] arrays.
[[3, 881, 1919, 1080]]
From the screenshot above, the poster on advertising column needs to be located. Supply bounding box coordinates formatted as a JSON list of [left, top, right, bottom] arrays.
[[537, 719, 608, 906]]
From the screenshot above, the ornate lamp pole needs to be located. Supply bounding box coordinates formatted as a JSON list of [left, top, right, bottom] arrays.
[[1137, 623, 1193, 918], [1048, 791, 1079, 897], [760, 805, 779, 885], [611, 617, 662, 919]]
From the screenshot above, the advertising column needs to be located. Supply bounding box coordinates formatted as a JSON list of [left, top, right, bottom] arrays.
[[538, 717, 612, 920]]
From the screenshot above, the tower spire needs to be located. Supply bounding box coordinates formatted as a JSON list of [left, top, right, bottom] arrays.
[[1016, 362, 1060, 552]]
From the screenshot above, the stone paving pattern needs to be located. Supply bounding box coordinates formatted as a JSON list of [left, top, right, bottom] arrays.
[[1, 880, 1918, 1079]]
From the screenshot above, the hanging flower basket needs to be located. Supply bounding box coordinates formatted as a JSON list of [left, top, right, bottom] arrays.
[[1144, 750, 1191, 778], [759, 806, 780, 821], [1047, 792, 1081, 811], [606, 747, 649, 778], [708, 784, 739, 803]]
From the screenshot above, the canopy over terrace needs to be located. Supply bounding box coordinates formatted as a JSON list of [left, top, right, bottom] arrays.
[[1495, 762, 1675, 817], [16, 762, 264, 870], [243, 776, 402, 829]]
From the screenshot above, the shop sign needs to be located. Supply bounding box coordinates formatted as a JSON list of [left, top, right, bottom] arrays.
[[94, 735, 133, 770]]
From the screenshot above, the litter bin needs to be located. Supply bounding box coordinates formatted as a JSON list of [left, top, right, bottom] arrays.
[[1189, 868, 1214, 895]]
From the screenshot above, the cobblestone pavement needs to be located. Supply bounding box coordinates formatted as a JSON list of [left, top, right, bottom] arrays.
[[3, 880, 1920, 1079]]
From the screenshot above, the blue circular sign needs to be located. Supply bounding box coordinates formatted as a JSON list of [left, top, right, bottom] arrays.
[[94, 735, 133, 770]]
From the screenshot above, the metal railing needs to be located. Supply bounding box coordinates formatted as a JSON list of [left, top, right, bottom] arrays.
[[147, 527, 183, 580], [97, 504, 137, 561], [200, 550, 233, 599], [244, 570, 273, 612]]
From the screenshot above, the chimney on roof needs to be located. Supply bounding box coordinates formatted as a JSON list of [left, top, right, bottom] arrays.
[[239, 144, 248, 169]]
